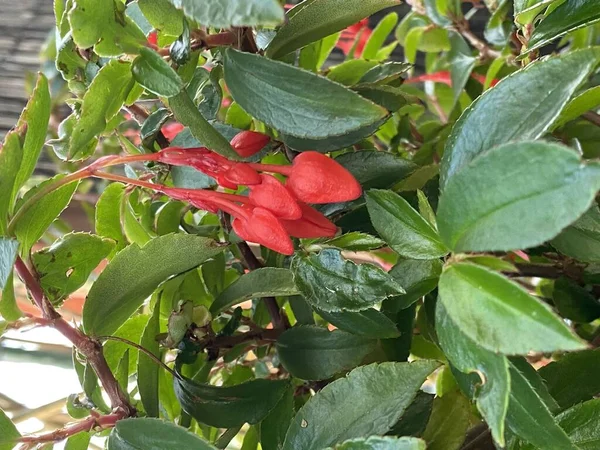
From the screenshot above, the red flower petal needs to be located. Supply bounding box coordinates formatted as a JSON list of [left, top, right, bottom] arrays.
[[249, 174, 302, 220], [281, 203, 337, 238], [233, 208, 294, 255], [286, 152, 362, 204], [224, 163, 262, 186], [230, 131, 270, 158], [161, 122, 184, 141]]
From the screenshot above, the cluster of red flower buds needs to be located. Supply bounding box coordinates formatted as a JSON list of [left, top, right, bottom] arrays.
[[150, 131, 362, 255]]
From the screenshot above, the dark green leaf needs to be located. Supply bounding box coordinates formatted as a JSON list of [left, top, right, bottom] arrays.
[[440, 48, 600, 188], [436, 302, 509, 445], [552, 276, 600, 322], [388, 391, 434, 438], [138, 0, 183, 36], [447, 32, 477, 109], [387, 259, 443, 311], [323, 232, 384, 251], [359, 62, 411, 85], [138, 299, 161, 417], [210, 268, 298, 315], [276, 326, 377, 380], [141, 109, 171, 147], [83, 234, 225, 336], [132, 47, 183, 97], [539, 349, 600, 410], [95, 183, 127, 255], [326, 436, 426, 450], [353, 85, 407, 111], [528, 0, 600, 52], [174, 373, 289, 428], [318, 308, 400, 338], [422, 390, 470, 450], [108, 417, 217, 449], [260, 386, 294, 450], [282, 361, 439, 450], [335, 151, 417, 190], [551, 205, 600, 262], [437, 141, 600, 252], [0, 238, 18, 291], [438, 262, 585, 354], [13, 176, 79, 253], [223, 49, 387, 139], [291, 249, 404, 312], [168, 0, 284, 28], [550, 399, 600, 449], [0, 407, 20, 450], [32, 233, 114, 304], [266, 0, 400, 58], [366, 190, 448, 259]]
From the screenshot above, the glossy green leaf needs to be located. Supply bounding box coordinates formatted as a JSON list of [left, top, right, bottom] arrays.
[[282, 361, 439, 450], [440, 47, 600, 188], [168, 0, 283, 28], [132, 47, 183, 97], [291, 249, 404, 312], [388, 391, 434, 437], [539, 349, 600, 410], [138, 299, 161, 417], [528, 0, 600, 52], [551, 204, 600, 262], [436, 302, 509, 445], [13, 176, 79, 253], [83, 234, 225, 336], [549, 398, 600, 449], [335, 151, 417, 190], [266, 0, 399, 58], [210, 268, 298, 315], [276, 326, 377, 380], [0, 238, 18, 291], [362, 12, 399, 60], [0, 131, 23, 233], [359, 62, 411, 85], [554, 85, 600, 129], [328, 59, 378, 86], [260, 387, 294, 450], [318, 308, 400, 338], [506, 359, 576, 450], [448, 32, 477, 109], [552, 276, 600, 323], [422, 390, 470, 450], [323, 232, 384, 251], [439, 262, 585, 354], [0, 407, 20, 450], [326, 436, 426, 450], [69, 0, 146, 56], [437, 141, 600, 252], [223, 49, 387, 139], [366, 190, 448, 259], [138, 0, 183, 36], [174, 373, 288, 428], [108, 418, 217, 450], [352, 85, 407, 111], [32, 233, 114, 304], [95, 183, 127, 255], [104, 314, 151, 373], [386, 259, 443, 311]]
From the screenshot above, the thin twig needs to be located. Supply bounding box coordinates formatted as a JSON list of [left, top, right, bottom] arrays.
[[583, 111, 600, 127]]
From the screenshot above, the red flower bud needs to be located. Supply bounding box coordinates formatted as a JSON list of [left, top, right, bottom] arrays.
[[158, 147, 231, 177], [161, 122, 184, 141], [286, 152, 362, 204], [281, 203, 337, 238], [214, 173, 239, 190], [230, 131, 270, 158], [147, 31, 158, 46], [249, 174, 302, 220], [232, 207, 294, 255], [223, 163, 262, 186], [161, 187, 219, 213]]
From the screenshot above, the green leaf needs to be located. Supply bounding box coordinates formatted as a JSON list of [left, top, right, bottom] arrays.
[[95, 183, 127, 254], [65, 432, 91, 450], [0, 273, 20, 322], [13, 176, 79, 254], [83, 234, 225, 336], [553, 85, 600, 129], [210, 268, 298, 315], [505, 359, 577, 450], [174, 373, 289, 428], [108, 417, 217, 450], [168, 90, 240, 160], [276, 326, 377, 380], [282, 361, 439, 450], [138, 298, 161, 417], [388, 391, 434, 437], [552, 276, 600, 323], [527, 0, 600, 52], [362, 12, 399, 60], [168, 0, 283, 28], [359, 62, 412, 85], [138, 0, 183, 36], [317, 308, 400, 338], [550, 399, 600, 449], [539, 348, 600, 410], [69, 0, 146, 56], [366, 190, 448, 259], [327, 60, 378, 86], [0, 131, 23, 233], [438, 262, 585, 354], [422, 390, 471, 450], [0, 238, 18, 291], [104, 314, 151, 373], [266, 0, 399, 59], [335, 151, 417, 190], [132, 47, 183, 97], [323, 232, 384, 251], [326, 436, 426, 450], [32, 233, 114, 304], [447, 32, 477, 109], [440, 47, 600, 188], [436, 301, 509, 445], [70, 60, 134, 160], [223, 49, 387, 140], [386, 259, 443, 311], [0, 407, 20, 450], [437, 141, 600, 252], [291, 249, 404, 312], [551, 204, 600, 262], [260, 386, 294, 450]]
